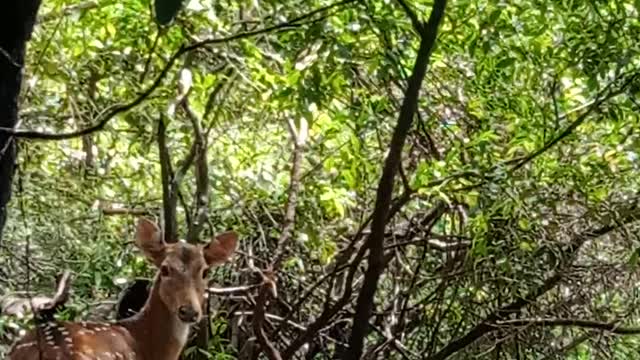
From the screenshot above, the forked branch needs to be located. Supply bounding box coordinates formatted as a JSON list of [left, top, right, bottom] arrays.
[[343, 0, 448, 358], [252, 118, 309, 360], [34, 270, 72, 323]]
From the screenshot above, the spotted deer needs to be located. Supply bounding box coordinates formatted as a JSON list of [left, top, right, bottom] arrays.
[[7, 217, 239, 360]]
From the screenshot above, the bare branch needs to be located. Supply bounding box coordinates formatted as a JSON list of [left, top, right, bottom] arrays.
[[395, 0, 424, 34], [274, 118, 308, 264], [33, 270, 72, 323], [182, 98, 209, 243], [281, 192, 416, 359], [426, 201, 640, 360], [344, 0, 448, 358], [253, 116, 309, 359], [38, 1, 98, 22], [0, 47, 20, 68], [100, 207, 152, 216], [253, 270, 282, 360], [157, 116, 178, 243], [207, 284, 261, 295], [494, 318, 640, 335], [39, 271, 72, 312]]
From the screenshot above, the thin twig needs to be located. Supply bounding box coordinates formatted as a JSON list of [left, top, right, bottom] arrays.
[[512, 72, 639, 171], [38, 1, 98, 22], [426, 201, 640, 360], [208, 284, 261, 295], [252, 117, 309, 360], [494, 318, 640, 335], [395, 0, 424, 34]]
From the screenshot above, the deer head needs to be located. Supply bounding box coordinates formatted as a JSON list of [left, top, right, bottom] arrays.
[[134, 217, 238, 324]]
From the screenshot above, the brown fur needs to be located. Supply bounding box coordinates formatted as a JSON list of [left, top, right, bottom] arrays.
[[7, 218, 238, 360]]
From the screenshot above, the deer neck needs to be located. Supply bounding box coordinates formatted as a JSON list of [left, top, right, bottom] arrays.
[[118, 273, 191, 360]]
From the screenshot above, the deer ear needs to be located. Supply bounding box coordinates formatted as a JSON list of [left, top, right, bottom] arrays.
[[203, 231, 238, 267], [135, 218, 166, 267]]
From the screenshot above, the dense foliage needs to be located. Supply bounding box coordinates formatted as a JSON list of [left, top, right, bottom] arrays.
[[1, 0, 640, 359]]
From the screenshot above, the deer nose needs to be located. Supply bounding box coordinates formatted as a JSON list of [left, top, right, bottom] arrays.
[[178, 305, 199, 323]]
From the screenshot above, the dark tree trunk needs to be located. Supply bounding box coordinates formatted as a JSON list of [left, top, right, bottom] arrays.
[[0, 0, 43, 242]]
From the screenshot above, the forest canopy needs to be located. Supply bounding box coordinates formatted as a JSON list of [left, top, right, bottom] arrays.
[[1, 0, 640, 359]]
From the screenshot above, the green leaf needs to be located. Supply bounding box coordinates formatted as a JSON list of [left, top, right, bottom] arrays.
[[517, 218, 530, 230], [496, 57, 515, 69], [154, 0, 185, 26], [629, 248, 640, 268]]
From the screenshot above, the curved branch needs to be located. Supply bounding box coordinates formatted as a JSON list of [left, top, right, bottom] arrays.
[[0, 0, 358, 141]]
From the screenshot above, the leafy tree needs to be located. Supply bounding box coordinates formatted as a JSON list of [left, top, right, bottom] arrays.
[[1, 0, 640, 359]]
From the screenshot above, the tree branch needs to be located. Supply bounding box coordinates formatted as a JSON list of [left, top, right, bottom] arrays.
[[343, 0, 447, 358], [0, 0, 358, 141], [207, 284, 261, 295], [253, 269, 282, 360], [34, 270, 72, 323], [38, 1, 98, 22], [100, 207, 152, 216], [157, 116, 178, 243], [512, 72, 639, 171], [494, 318, 640, 335], [281, 191, 416, 359], [253, 117, 309, 360], [182, 98, 209, 243], [395, 0, 424, 34], [426, 201, 640, 360]]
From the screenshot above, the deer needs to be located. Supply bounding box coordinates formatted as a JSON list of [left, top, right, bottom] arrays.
[[7, 217, 239, 360]]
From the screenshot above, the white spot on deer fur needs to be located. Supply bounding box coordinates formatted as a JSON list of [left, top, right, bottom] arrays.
[[16, 342, 36, 350]]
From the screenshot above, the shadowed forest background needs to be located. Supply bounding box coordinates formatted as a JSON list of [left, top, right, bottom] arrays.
[[1, 0, 640, 359]]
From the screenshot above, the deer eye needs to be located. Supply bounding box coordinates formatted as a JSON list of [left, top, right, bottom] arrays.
[[202, 269, 208, 279], [160, 265, 171, 277]]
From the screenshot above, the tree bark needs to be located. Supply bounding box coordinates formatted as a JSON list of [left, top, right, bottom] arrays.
[[0, 0, 43, 242], [342, 1, 447, 358]]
